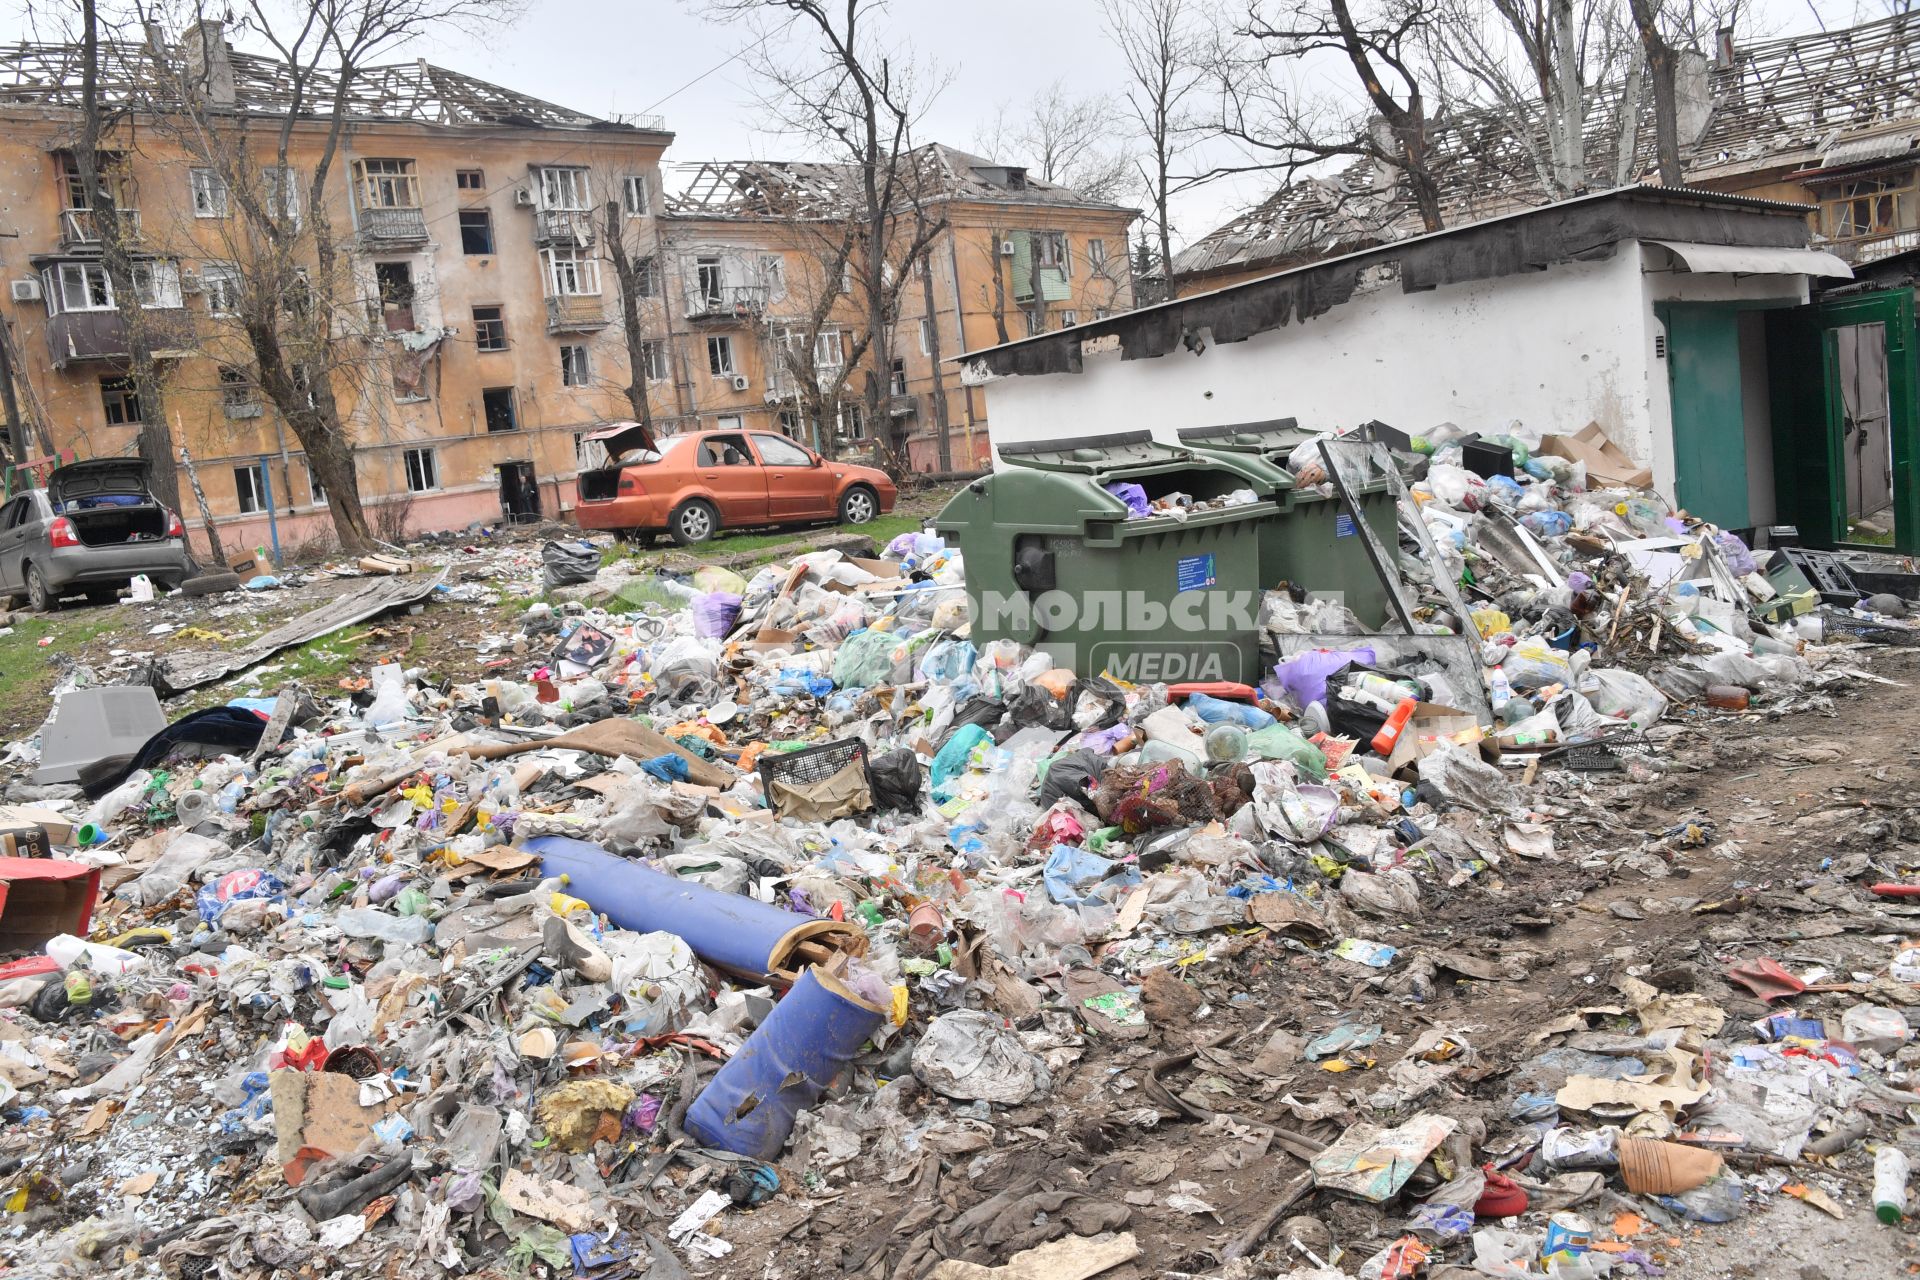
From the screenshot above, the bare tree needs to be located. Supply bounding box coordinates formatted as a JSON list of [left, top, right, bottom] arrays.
[[600, 193, 659, 443], [1099, 0, 1207, 300], [710, 0, 948, 476], [973, 81, 1135, 204], [1433, 0, 1594, 199], [1212, 0, 1450, 233], [143, 0, 516, 555], [1627, 0, 1684, 183]]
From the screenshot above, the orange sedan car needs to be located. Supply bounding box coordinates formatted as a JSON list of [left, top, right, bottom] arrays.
[[574, 423, 897, 546]]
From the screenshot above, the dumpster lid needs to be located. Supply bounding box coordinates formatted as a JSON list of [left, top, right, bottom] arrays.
[[1175, 418, 1307, 450], [998, 430, 1191, 472]]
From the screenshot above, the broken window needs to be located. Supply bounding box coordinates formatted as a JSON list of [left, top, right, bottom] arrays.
[[1058, 310, 1077, 329], [536, 166, 592, 211], [459, 209, 495, 255], [219, 365, 261, 417], [482, 386, 518, 432], [641, 339, 668, 381], [262, 166, 301, 227], [838, 401, 865, 441], [918, 318, 931, 354], [374, 262, 415, 331], [707, 335, 735, 376], [100, 376, 141, 425], [233, 465, 264, 514], [696, 257, 724, 307], [542, 247, 600, 297], [131, 260, 182, 308], [760, 255, 785, 293], [202, 262, 242, 316], [403, 447, 438, 491], [190, 168, 228, 218], [58, 262, 113, 311], [622, 174, 651, 216], [1086, 238, 1108, 268], [356, 158, 421, 209], [890, 358, 907, 396], [472, 304, 507, 351], [1822, 172, 1918, 241], [635, 256, 659, 298], [1036, 231, 1069, 274], [456, 168, 485, 191], [305, 461, 326, 506], [560, 344, 590, 387]]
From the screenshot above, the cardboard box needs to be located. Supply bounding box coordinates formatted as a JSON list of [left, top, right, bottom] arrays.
[[228, 548, 267, 576], [1385, 704, 1493, 774], [1537, 422, 1653, 490], [0, 804, 76, 847], [0, 858, 100, 952]]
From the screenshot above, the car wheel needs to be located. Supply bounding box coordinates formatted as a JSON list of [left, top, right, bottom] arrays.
[[25, 563, 53, 613], [182, 571, 244, 598], [669, 500, 718, 546], [839, 485, 878, 526]]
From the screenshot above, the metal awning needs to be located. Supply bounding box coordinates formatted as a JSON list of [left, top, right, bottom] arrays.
[[1648, 240, 1854, 279]]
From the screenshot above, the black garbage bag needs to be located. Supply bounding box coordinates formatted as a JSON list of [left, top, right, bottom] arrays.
[[867, 748, 925, 812], [542, 540, 600, 591], [1037, 748, 1105, 810], [936, 697, 1005, 752], [1008, 683, 1071, 730]]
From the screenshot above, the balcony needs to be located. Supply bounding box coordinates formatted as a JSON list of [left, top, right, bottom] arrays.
[[684, 284, 768, 322], [1831, 229, 1920, 265], [534, 209, 595, 246], [359, 206, 430, 247], [59, 207, 140, 251], [45, 307, 189, 369], [766, 361, 846, 402], [545, 294, 608, 334], [888, 392, 917, 418]]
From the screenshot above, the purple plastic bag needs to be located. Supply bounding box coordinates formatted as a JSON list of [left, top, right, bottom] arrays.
[[1273, 646, 1377, 709], [692, 591, 743, 638], [1105, 481, 1150, 518]]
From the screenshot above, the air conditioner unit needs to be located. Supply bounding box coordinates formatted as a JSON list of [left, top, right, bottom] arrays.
[[10, 278, 41, 303], [514, 187, 535, 207], [729, 374, 750, 392], [999, 240, 1016, 256]]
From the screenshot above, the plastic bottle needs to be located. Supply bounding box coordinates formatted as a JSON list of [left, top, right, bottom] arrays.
[[175, 788, 215, 827], [1875, 1146, 1910, 1224], [1370, 697, 1418, 756], [1486, 668, 1514, 721], [216, 778, 248, 814], [1203, 721, 1249, 762], [335, 908, 435, 946]]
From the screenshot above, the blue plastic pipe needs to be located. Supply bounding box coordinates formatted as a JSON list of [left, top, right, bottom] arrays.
[[683, 965, 887, 1158], [523, 835, 866, 982]]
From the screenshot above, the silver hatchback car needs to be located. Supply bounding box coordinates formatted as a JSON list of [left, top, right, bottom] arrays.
[[0, 459, 193, 610]]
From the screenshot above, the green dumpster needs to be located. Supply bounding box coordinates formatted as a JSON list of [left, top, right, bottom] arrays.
[[1177, 420, 1401, 629], [935, 431, 1280, 685]]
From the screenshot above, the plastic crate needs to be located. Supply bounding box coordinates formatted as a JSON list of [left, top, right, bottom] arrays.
[[1541, 731, 1654, 771], [759, 737, 868, 802]]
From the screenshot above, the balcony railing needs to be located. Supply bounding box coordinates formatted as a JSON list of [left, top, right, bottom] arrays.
[[59, 207, 140, 249], [685, 284, 768, 321], [45, 306, 188, 369], [359, 206, 429, 245], [1831, 228, 1920, 264], [534, 209, 595, 246], [765, 360, 846, 401], [546, 294, 609, 334]]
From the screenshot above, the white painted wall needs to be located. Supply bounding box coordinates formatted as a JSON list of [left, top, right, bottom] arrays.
[[978, 242, 1810, 511]]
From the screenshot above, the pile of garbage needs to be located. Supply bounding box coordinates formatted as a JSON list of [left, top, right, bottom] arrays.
[[0, 432, 1914, 1280]]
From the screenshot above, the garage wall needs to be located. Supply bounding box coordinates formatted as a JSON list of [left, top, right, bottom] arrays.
[[979, 248, 1654, 468]]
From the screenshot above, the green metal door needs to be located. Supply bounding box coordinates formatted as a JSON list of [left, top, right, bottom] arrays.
[[1662, 303, 1749, 528], [1819, 290, 1918, 553]]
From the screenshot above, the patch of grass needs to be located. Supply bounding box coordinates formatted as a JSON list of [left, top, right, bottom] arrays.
[[607, 580, 689, 612], [0, 612, 119, 708], [712, 512, 925, 557]]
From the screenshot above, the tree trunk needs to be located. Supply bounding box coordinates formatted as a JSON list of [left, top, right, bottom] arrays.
[[990, 231, 1011, 345], [1629, 0, 1684, 186], [242, 311, 372, 553], [1156, 152, 1177, 302], [1545, 0, 1584, 196], [604, 199, 655, 443], [919, 253, 951, 472]]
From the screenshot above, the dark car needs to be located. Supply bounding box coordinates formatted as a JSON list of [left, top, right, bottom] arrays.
[[0, 458, 193, 610]]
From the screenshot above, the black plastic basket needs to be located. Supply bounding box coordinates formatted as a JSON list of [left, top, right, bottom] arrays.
[[759, 737, 869, 802], [1541, 731, 1654, 771]]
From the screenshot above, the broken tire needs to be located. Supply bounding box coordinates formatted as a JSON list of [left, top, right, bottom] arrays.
[[181, 571, 243, 598]]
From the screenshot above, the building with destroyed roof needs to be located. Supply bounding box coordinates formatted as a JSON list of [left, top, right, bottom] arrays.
[[660, 146, 1137, 473], [1174, 13, 1920, 294], [0, 18, 673, 555]]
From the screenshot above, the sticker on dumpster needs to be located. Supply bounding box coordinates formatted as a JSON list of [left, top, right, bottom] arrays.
[[1175, 554, 1217, 592], [1335, 514, 1357, 538]]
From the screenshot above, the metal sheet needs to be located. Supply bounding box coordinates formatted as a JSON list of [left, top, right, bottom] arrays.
[[1649, 240, 1854, 279], [148, 568, 448, 696]]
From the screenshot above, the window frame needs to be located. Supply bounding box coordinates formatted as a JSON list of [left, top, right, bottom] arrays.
[[706, 334, 736, 377], [471, 304, 508, 352], [641, 338, 668, 382], [219, 364, 261, 417], [355, 157, 422, 210], [456, 168, 485, 191], [1037, 231, 1070, 275], [889, 358, 908, 396], [560, 344, 590, 387], [202, 261, 242, 317], [622, 174, 652, 216], [1086, 238, 1108, 268], [536, 165, 592, 212], [1819, 171, 1918, 242], [262, 166, 302, 227], [481, 386, 519, 433], [635, 255, 660, 298], [304, 460, 327, 507], [59, 262, 114, 311], [131, 259, 183, 309], [403, 446, 439, 492], [541, 246, 601, 297], [233, 464, 264, 515], [190, 168, 228, 218], [458, 208, 495, 255], [917, 317, 931, 355], [100, 376, 142, 425]]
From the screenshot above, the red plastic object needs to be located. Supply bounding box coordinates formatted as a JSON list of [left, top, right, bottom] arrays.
[[1371, 697, 1419, 756], [1475, 1166, 1529, 1217], [1871, 883, 1920, 897], [1168, 682, 1258, 701], [1726, 956, 1807, 1002], [0, 858, 99, 953], [0, 955, 58, 982]]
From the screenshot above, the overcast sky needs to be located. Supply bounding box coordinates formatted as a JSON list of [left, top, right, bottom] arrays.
[[0, 0, 1882, 249]]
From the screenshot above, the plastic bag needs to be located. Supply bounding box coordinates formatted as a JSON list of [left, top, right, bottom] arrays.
[[1244, 723, 1328, 779], [1273, 646, 1377, 708], [1580, 669, 1668, 728], [121, 831, 226, 907], [931, 724, 990, 798], [691, 592, 743, 639], [1036, 748, 1104, 809], [1103, 481, 1149, 518], [541, 540, 599, 591], [1500, 639, 1573, 692], [911, 1009, 1051, 1103], [867, 748, 924, 812], [1187, 692, 1275, 730], [833, 628, 901, 689], [366, 663, 409, 726]]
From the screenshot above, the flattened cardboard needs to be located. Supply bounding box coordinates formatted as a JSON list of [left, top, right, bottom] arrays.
[[1538, 422, 1654, 490]]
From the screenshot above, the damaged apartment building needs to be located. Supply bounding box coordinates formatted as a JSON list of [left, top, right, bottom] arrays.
[[656, 147, 1136, 473]]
